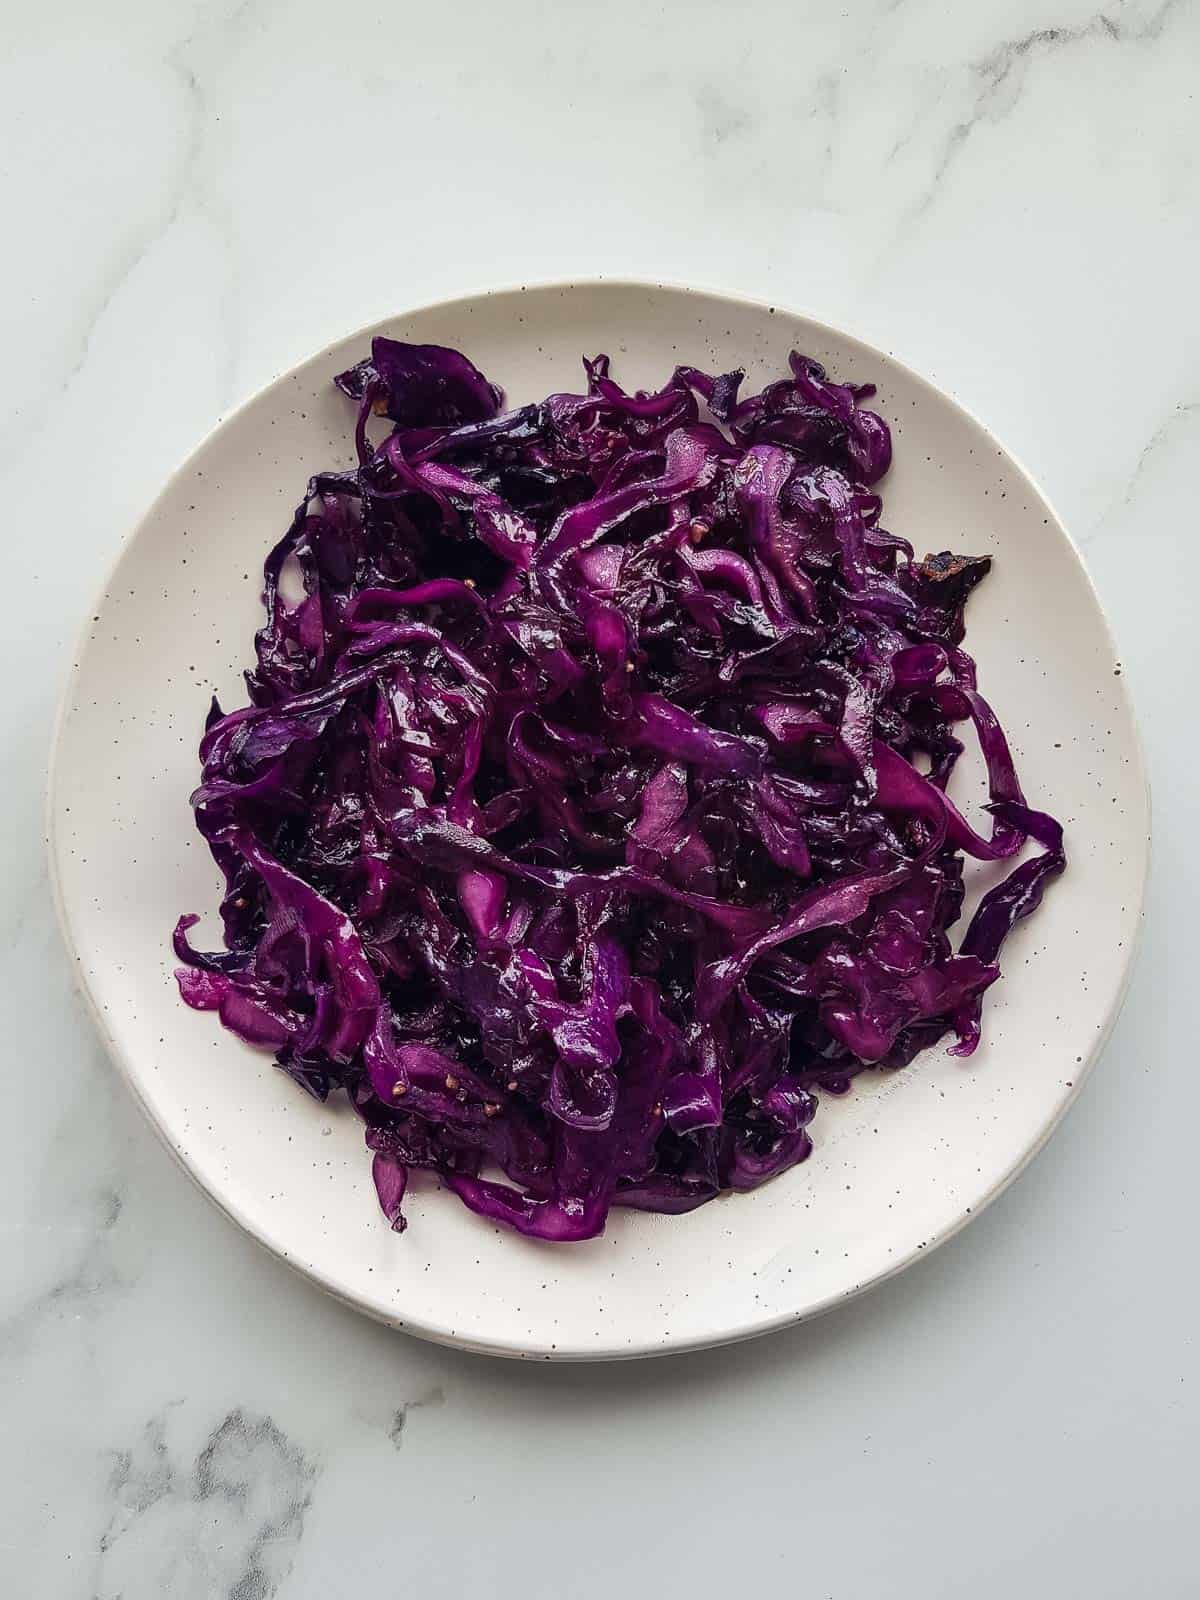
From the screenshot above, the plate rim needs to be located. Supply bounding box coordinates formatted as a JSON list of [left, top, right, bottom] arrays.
[[45, 275, 1152, 1360]]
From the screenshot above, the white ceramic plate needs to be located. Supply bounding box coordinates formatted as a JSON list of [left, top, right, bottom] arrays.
[[49, 281, 1148, 1360]]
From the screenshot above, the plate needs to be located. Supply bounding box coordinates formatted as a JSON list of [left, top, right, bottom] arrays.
[[48, 280, 1148, 1359]]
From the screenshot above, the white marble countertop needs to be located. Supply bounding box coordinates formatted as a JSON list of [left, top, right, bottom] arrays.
[[3, 0, 1196, 1593]]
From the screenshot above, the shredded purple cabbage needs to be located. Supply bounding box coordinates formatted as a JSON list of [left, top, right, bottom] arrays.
[[174, 339, 1064, 1241]]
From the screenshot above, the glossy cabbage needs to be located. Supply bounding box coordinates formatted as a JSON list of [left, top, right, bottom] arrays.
[[174, 338, 1064, 1240]]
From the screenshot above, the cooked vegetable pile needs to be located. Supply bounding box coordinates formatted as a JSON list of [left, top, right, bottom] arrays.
[[174, 338, 1064, 1241]]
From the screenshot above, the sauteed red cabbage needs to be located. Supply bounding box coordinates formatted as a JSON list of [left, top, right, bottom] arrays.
[[174, 339, 1064, 1241]]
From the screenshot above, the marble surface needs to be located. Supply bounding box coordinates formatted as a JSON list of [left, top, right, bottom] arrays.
[[2, 0, 1196, 1592]]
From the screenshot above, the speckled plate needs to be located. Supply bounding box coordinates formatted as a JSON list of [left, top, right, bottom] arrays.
[[48, 281, 1148, 1359]]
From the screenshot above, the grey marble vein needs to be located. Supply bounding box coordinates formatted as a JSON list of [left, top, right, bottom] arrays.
[[1, 1127, 129, 1358], [696, 83, 753, 148], [1079, 396, 1200, 547], [387, 1384, 446, 1449], [0, 0, 259, 467], [1118, 398, 1200, 506], [903, 0, 1189, 227], [94, 1408, 317, 1600]]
